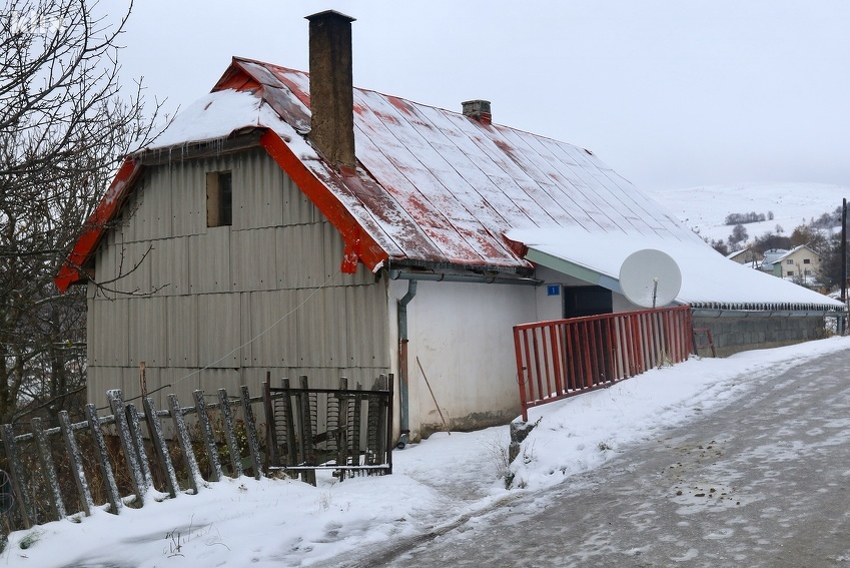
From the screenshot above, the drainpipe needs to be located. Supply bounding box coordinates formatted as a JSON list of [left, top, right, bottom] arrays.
[[397, 279, 417, 449]]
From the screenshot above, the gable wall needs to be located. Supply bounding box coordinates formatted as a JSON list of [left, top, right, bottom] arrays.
[[777, 248, 822, 279], [86, 148, 390, 409]]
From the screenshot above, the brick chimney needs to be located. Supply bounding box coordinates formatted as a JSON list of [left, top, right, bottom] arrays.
[[462, 99, 492, 125], [306, 10, 356, 171]]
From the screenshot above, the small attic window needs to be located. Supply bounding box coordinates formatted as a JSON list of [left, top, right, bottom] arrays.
[[206, 171, 232, 227]]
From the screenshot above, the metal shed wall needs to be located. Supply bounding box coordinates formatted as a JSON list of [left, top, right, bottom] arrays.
[[86, 148, 390, 409]]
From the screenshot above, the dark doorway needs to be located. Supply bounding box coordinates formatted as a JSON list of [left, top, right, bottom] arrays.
[[563, 285, 613, 318]]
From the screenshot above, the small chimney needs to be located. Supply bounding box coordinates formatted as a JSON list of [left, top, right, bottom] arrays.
[[462, 99, 492, 125], [306, 10, 356, 171]]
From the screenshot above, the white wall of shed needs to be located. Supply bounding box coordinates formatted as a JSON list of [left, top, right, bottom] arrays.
[[388, 278, 537, 440]]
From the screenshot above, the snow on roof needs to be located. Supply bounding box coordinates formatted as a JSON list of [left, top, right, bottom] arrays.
[[774, 244, 819, 262], [509, 227, 843, 310], [206, 58, 701, 272], [142, 89, 290, 151], [57, 57, 845, 311]]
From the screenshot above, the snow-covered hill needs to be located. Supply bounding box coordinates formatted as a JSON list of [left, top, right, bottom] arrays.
[[647, 183, 850, 244]]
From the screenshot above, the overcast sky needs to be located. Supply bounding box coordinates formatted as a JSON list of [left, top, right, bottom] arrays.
[[118, 1, 850, 192]]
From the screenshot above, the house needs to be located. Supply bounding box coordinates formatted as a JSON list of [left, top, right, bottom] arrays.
[[56, 11, 844, 441], [759, 248, 789, 272], [727, 246, 763, 268], [770, 245, 822, 284]]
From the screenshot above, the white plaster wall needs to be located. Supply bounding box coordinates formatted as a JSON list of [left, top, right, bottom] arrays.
[[388, 278, 537, 439]]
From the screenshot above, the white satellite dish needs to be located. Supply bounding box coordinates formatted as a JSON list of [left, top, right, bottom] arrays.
[[619, 249, 682, 308]]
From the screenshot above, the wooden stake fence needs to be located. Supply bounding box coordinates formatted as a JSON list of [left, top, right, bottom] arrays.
[[0, 375, 394, 532]]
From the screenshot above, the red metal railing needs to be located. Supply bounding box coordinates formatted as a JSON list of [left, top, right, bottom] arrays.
[[514, 305, 693, 421]]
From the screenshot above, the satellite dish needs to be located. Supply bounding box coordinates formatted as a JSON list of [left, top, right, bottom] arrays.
[[619, 249, 682, 308]]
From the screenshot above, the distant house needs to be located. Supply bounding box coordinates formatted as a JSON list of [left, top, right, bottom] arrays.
[[56, 12, 844, 441], [771, 245, 822, 284], [727, 247, 763, 268], [760, 248, 790, 272]]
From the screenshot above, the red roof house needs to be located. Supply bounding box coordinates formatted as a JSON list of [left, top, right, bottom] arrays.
[[58, 11, 842, 440]]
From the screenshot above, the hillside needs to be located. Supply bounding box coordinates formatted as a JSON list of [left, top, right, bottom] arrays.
[[647, 183, 850, 245]]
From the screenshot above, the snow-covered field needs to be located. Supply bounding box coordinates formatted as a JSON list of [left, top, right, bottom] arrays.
[[647, 182, 850, 243], [3, 337, 849, 568]]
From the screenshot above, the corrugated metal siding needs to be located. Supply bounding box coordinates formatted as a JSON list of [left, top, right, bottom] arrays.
[[168, 162, 205, 238], [166, 295, 198, 367], [231, 228, 277, 291], [189, 231, 231, 294], [129, 296, 167, 367], [87, 149, 391, 404], [196, 292, 241, 368], [239, 148, 285, 228]]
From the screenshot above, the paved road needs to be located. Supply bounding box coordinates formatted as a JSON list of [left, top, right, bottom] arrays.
[[369, 349, 850, 567]]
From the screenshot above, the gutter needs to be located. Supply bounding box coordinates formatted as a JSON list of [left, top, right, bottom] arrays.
[[396, 279, 417, 449], [388, 269, 540, 286], [691, 308, 846, 319]]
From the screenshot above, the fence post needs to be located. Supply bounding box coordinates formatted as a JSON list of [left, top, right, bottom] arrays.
[[240, 386, 263, 480], [58, 411, 92, 518], [0, 424, 35, 528], [84, 404, 122, 515], [336, 378, 349, 480], [168, 394, 200, 494], [296, 376, 316, 486], [263, 374, 280, 468], [193, 391, 222, 482], [143, 396, 180, 498], [218, 389, 244, 478], [107, 390, 146, 503], [126, 403, 153, 492], [31, 418, 66, 521], [281, 379, 298, 470]]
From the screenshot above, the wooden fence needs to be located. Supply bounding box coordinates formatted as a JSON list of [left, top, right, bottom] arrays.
[[0, 374, 393, 532], [267, 375, 393, 485], [514, 305, 693, 420]]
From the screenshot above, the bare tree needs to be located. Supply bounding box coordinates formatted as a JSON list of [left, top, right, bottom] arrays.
[[0, 0, 162, 423]]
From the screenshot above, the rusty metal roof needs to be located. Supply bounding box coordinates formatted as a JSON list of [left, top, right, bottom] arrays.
[[216, 57, 700, 272], [57, 56, 703, 290]]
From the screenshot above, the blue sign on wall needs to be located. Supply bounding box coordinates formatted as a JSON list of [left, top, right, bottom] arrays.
[[547, 285, 560, 296]]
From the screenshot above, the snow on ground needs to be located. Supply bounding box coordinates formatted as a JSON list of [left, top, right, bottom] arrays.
[[647, 182, 850, 243], [3, 337, 849, 567]]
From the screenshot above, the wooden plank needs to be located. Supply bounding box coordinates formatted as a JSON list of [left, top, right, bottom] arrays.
[[282, 379, 298, 469], [218, 389, 244, 478], [143, 396, 180, 498], [126, 403, 153, 492], [58, 411, 92, 518], [0, 424, 35, 527], [84, 404, 121, 515], [240, 385, 263, 480], [263, 378, 280, 468], [193, 390, 222, 482], [296, 376, 316, 486], [351, 383, 362, 465], [336, 378, 349, 481], [168, 394, 200, 494], [31, 418, 66, 520], [107, 390, 145, 503]]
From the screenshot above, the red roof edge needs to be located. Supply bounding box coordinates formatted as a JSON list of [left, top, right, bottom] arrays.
[[259, 130, 388, 273], [54, 158, 145, 292], [212, 58, 261, 93], [502, 234, 529, 261]]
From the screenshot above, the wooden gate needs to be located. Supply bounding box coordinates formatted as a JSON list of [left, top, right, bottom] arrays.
[[266, 375, 393, 485]]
